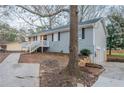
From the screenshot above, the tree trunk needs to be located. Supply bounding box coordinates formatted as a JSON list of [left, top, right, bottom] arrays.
[[67, 5, 80, 76], [109, 35, 112, 55]]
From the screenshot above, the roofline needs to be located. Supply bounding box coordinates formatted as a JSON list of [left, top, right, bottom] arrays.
[[28, 17, 103, 37], [100, 18, 108, 36], [28, 23, 95, 37]]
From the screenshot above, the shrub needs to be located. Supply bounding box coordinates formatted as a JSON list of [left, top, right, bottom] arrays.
[[60, 50, 63, 53], [80, 49, 91, 56]]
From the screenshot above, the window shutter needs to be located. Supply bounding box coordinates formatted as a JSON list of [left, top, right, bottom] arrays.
[[52, 34, 53, 41], [58, 32, 60, 41], [82, 28, 85, 39]]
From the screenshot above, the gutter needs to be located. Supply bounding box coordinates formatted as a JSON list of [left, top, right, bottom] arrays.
[[27, 23, 94, 37]]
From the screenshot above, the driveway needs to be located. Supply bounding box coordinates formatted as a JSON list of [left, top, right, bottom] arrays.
[[0, 53, 40, 87], [93, 62, 124, 87]]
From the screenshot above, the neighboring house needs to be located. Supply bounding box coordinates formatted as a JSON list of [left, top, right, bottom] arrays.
[[22, 18, 107, 64], [0, 41, 7, 51], [0, 41, 22, 51], [6, 42, 22, 51]]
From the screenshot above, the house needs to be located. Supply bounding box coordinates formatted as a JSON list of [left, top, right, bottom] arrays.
[[22, 18, 107, 64], [0, 41, 22, 52], [6, 42, 22, 51], [0, 41, 7, 51]]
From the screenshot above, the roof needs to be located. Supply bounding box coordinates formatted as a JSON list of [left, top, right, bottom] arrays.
[[28, 17, 103, 37], [80, 17, 102, 25]]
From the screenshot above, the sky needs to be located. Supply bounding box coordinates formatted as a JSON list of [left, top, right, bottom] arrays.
[[0, 5, 122, 31], [0, 5, 70, 31]]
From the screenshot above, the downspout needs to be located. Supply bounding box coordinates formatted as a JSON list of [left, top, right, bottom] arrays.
[[41, 35, 44, 53], [93, 23, 96, 63]]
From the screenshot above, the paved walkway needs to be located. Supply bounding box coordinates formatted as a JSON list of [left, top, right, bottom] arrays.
[[0, 53, 40, 87], [93, 62, 124, 87]]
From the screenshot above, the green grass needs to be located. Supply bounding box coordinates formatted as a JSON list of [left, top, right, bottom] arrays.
[[111, 53, 124, 57]]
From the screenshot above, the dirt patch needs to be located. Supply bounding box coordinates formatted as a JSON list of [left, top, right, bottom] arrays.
[[19, 53, 69, 67], [39, 60, 104, 87], [39, 61, 76, 87], [19, 53, 104, 87], [0, 53, 9, 63]]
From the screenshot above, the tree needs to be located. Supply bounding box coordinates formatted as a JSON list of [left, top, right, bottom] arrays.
[[79, 5, 106, 22], [107, 12, 124, 55], [107, 24, 117, 55], [16, 5, 69, 29], [17, 5, 80, 76], [0, 21, 17, 42], [66, 5, 80, 76]]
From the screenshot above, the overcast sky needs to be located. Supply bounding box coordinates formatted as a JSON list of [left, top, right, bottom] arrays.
[[0, 5, 122, 31]]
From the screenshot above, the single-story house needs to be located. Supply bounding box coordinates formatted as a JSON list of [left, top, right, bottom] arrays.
[[22, 17, 107, 64]]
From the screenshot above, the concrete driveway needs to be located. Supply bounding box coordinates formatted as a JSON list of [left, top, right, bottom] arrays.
[[93, 62, 124, 87], [0, 53, 40, 87]]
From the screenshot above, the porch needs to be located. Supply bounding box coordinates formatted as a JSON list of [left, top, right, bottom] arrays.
[[21, 40, 49, 53]]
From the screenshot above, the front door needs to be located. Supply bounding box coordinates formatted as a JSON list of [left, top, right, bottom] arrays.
[[44, 35, 47, 40]]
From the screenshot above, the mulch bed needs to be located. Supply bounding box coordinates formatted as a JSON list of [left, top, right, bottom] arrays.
[[19, 53, 104, 87], [0, 53, 10, 63], [39, 60, 104, 87], [107, 55, 124, 62]]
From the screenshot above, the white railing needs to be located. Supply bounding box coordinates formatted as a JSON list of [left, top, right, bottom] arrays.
[[21, 40, 49, 52], [40, 40, 49, 47]]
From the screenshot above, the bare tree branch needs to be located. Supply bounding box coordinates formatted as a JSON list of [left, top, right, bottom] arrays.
[[17, 5, 69, 17]]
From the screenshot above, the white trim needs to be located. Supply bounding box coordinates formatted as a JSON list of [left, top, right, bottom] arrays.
[[93, 26, 96, 63], [27, 24, 94, 37], [41, 36, 44, 53]]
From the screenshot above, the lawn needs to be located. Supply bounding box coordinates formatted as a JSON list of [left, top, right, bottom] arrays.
[[107, 53, 124, 62], [111, 53, 124, 57], [107, 50, 124, 62]]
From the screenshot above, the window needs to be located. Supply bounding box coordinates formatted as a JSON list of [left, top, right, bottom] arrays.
[[82, 28, 85, 39], [33, 36, 35, 41], [52, 33, 60, 41], [44, 35, 47, 40], [52, 34, 53, 41], [54, 33, 58, 41], [29, 37, 31, 41], [58, 32, 60, 41], [35, 36, 37, 41]]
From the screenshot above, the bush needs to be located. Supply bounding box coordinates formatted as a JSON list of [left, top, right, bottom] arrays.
[[80, 49, 91, 56]]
